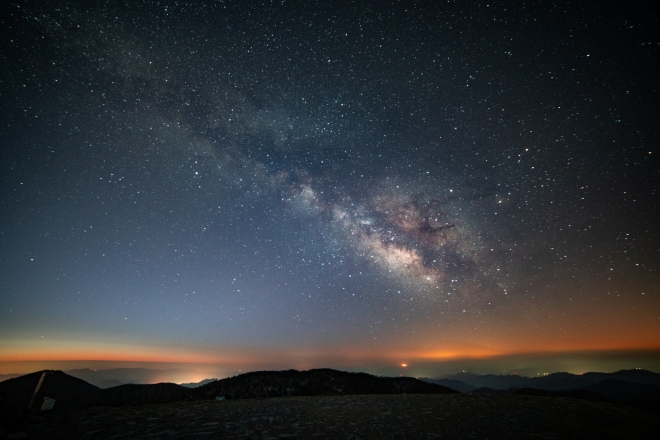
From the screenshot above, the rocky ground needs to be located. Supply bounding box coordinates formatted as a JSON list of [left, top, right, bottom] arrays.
[[4, 394, 658, 439]]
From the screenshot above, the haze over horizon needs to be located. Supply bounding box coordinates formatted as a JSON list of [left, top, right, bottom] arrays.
[[1, 1, 658, 380], [3, 350, 660, 384]]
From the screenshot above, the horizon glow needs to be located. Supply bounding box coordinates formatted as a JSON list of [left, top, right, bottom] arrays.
[[1, 1, 658, 379]]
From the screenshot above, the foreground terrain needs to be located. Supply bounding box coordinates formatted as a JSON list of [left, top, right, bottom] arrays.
[[9, 393, 659, 439]]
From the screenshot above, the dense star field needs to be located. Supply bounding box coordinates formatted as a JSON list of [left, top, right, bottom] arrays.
[[1, 1, 658, 376]]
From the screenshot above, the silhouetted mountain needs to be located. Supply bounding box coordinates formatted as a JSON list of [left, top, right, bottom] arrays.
[[440, 369, 660, 392], [180, 378, 218, 388], [3, 368, 657, 415], [594, 369, 660, 386], [65, 368, 196, 388], [196, 369, 458, 400], [436, 370, 660, 409], [1, 369, 457, 414], [585, 379, 660, 408], [444, 372, 529, 390], [64, 369, 125, 388], [431, 369, 660, 409], [525, 372, 599, 391], [0, 370, 101, 412], [418, 377, 475, 393], [96, 379, 124, 388]]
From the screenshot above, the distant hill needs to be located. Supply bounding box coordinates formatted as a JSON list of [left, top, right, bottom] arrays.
[[0, 370, 101, 412], [418, 378, 475, 393], [196, 369, 458, 400], [180, 378, 218, 388], [439, 369, 660, 392], [64, 368, 197, 389], [64, 368, 127, 388], [585, 379, 660, 408], [0, 369, 457, 412], [429, 369, 660, 409], [2, 368, 657, 413], [442, 372, 532, 390]]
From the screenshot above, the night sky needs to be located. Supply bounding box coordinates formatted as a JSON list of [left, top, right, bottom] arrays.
[[1, 1, 659, 378]]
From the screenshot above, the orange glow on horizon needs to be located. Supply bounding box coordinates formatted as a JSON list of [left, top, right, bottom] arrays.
[[3, 339, 659, 367], [2, 309, 660, 370]]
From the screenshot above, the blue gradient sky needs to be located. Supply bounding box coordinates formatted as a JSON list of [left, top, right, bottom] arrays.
[[1, 1, 658, 378]]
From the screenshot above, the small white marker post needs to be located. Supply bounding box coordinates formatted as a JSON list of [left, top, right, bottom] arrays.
[[28, 372, 47, 410]]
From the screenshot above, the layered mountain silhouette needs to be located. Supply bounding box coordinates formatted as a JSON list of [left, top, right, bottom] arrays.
[[0, 369, 455, 413], [422, 369, 660, 391], [180, 378, 218, 388], [420, 369, 660, 408], [2, 368, 658, 417], [63, 368, 199, 389]]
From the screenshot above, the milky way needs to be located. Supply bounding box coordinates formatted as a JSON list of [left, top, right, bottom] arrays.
[[1, 1, 658, 373]]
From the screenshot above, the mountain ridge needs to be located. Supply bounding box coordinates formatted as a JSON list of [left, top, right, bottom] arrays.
[[2, 368, 658, 414], [422, 368, 660, 392], [420, 369, 660, 409], [0, 368, 456, 412]]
